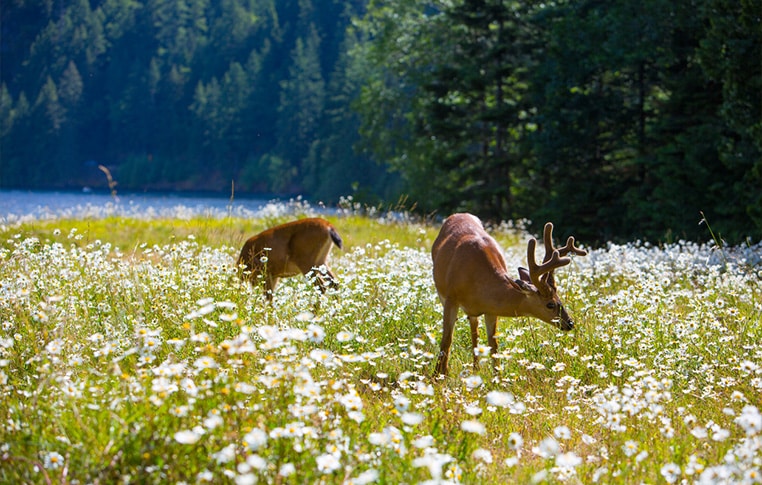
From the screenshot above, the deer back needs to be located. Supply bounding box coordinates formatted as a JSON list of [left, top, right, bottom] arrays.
[[238, 218, 342, 277], [432, 214, 514, 310]]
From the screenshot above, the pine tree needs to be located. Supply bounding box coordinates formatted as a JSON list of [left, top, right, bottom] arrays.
[[275, 24, 325, 191]]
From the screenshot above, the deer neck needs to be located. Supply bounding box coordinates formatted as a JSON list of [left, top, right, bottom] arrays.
[[469, 273, 528, 318]]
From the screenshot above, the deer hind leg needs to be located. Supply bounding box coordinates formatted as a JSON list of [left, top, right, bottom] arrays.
[[324, 266, 339, 290], [305, 267, 335, 314], [308, 265, 338, 294], [484, 314, 499, 373], [434, 299, 459, 376], [301, 238, 337, 293], [296, 256, 333, 294], [468, 316, 480, 370]]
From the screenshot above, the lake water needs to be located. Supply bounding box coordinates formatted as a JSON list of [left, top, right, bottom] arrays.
[[0, 189, 307, 223]]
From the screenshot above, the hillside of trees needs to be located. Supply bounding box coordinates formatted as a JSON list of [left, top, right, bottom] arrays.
[[1, 0, 392, 202], [2, 0, 760, 243]]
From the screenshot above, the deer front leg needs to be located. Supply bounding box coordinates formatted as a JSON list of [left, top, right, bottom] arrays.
[[264, 275, 279, 302], [469, 316, 480, 370], [434, 300, 459, 376], [485, 314, 499, 373]]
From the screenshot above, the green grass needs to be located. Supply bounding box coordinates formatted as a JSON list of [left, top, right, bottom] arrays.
[[3, 213, 439, 254], [0, 210, 760, 484]]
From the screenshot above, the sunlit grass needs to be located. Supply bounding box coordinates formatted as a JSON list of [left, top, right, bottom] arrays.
[[1, 202, 760, 484]]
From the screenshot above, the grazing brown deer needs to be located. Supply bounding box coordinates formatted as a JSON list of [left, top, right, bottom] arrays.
[[431, 213, 586, 376], [237, 218, 343, 300]]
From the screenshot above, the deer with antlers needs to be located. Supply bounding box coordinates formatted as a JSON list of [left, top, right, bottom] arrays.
[[431, 213, 587, 376]]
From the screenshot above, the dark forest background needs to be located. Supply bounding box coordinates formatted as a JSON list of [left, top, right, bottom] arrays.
[[1, 0, 760, 243]]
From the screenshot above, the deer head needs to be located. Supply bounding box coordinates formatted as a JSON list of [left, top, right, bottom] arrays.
[[516, 223, 587, 330]]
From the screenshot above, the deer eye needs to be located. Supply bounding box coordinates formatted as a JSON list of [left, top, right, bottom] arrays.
[[546, 302, 556, 310]]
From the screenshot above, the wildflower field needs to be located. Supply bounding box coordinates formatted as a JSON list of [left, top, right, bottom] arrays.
[[1, 202, 761, 484]]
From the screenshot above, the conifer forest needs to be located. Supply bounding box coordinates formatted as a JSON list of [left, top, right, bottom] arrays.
[[1, 0, 760, 242]]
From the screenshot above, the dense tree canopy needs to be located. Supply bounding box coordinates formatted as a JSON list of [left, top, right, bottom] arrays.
[[354, 0, 761, 243], [1, 0, 389, 202], [1, 0, 760, 242]]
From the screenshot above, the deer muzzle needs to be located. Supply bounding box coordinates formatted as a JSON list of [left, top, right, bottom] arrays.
[[557, 305, 574, 331]]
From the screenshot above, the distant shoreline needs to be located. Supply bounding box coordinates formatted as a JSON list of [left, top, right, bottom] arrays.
[[0, 187, 291, 202], [0, 189, 285, 222]]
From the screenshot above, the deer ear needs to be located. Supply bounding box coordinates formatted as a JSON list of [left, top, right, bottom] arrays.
[[514, 278, 534, 294], [545, 272, 557, 290], [518, 267, 531, 282]]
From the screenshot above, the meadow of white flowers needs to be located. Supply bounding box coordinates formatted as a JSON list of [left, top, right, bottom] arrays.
[[0, 202, 760, 483]]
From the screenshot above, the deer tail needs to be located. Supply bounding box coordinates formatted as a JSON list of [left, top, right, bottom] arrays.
[[329, 227, 343, 250]]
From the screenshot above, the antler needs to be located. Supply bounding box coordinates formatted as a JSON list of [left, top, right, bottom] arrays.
[[558, 236, 588, 257], [527, 239, 570, 294], [541, 223, 588, 261], [529, 223, 586, 294]]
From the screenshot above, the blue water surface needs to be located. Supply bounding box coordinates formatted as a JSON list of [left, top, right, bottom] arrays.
[[0, 189, 281, 222]]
